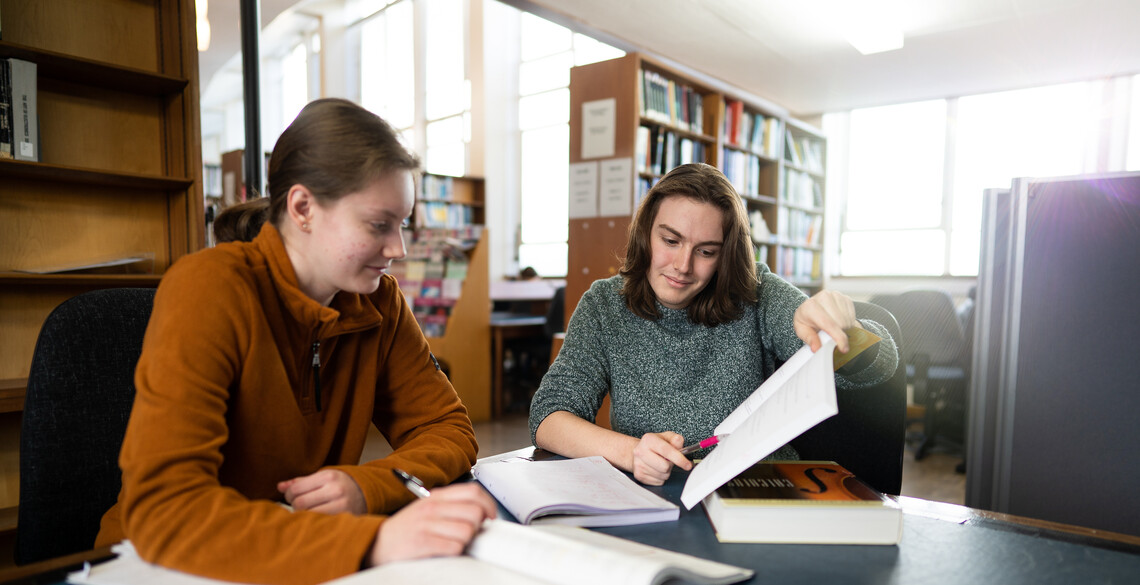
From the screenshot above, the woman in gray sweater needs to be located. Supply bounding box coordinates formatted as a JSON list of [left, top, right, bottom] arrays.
[[529, 163, 898, 485]]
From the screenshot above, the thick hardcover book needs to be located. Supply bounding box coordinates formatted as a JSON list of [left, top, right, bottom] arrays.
[[473, 455, 679, 527], [8, 57, 37, 162], [703, 461, 902, 544]]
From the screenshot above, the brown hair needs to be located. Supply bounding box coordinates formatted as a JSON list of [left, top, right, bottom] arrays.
[[619, 163, 758, 326], [213, 198, 269, 243], [217, 98, 420, 241]]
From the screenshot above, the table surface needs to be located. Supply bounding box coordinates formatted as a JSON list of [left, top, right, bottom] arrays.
[[490, 312, 548, 327], [476, 447, 1140, 585], [5, 447, 1139, 585]]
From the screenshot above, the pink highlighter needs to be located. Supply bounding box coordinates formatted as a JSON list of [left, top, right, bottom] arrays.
[[679, 433, 730, 455]]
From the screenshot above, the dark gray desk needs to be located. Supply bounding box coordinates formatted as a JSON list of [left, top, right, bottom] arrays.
[[7, 448, 1139, 585], [478, 447, 1140, 585]]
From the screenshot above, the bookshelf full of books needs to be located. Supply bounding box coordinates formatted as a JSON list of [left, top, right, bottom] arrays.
[[633, 64, 718, 206], [387, 174, 491, 421], [720, 96, 784, 274], [568, 53, 721, 318], [0, 0, 205, 512], [778, 119, 826, 288], [568, 53, 828, 315]]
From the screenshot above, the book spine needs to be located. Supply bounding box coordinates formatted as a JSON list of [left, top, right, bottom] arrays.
[[0, 59, 12, 159], [9, 58, 38, 162]]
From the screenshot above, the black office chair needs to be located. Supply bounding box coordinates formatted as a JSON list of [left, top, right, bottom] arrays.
[[874, 290, 969, 461], [16, 288, 156, 565], [792, 301, 907, 496]]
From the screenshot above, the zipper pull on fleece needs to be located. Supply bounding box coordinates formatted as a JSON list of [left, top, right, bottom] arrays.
[[311, 340, 322, 411]]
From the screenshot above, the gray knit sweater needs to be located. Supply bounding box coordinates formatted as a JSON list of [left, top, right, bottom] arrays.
[[528, 264, 898, 459]]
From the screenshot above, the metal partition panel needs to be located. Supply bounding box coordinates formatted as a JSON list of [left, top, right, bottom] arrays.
[[965, 187, 1011, 510], [986, 172, 1140, 536]]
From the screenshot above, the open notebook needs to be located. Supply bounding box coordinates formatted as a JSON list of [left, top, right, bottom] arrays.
[[472, 455, 678, 526], [71, 525, 752, 585]]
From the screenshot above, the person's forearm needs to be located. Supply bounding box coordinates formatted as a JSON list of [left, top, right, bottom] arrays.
[[534, 411, 639, 472]]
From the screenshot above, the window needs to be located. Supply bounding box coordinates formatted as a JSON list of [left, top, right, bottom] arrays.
[[358, 0, 469, 175], [281, 42, 310, 129], [424, 0, 469, 176], [359, 1, 415, 147], [950, 82, 1095, 274], [1128, 74, 1140, 171], [830, 81, 1100, 277], [516, 13, 623, 277], [840, 100, 947, 276]]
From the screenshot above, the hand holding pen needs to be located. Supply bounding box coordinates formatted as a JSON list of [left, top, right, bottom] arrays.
[[367, 469, 497, 567], [392, 468, 432, 499], [631, 432, 729, 486]]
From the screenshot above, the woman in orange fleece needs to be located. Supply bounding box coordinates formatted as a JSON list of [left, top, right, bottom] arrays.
[[95, 98, 496, 584]]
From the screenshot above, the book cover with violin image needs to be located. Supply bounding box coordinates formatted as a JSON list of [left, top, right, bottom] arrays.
[[703, 461, 902, 545]]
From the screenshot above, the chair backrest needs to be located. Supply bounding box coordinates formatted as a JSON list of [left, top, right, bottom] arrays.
[[16, 288, 156, 565], [876, 290, 966, 369], [791, 301, 907, 495]]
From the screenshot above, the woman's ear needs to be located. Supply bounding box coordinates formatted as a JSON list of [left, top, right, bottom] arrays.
[[286, 185, 315, 232]]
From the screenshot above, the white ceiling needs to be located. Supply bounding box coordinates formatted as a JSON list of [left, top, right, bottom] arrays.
[[514, 0, 1140, 115], [199, 0, 1140, 116]]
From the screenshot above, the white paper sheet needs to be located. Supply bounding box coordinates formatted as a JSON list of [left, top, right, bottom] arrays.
[[680, 333, 839, 509], [598, 158, 633, 217], [581, 98, 616, 159], [569, 161, 599, 219]]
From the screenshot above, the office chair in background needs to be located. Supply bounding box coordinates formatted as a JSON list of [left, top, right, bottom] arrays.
[[872, 290, 969, 462], [16, 288, 155, 565], [792, 301, 907, 496]]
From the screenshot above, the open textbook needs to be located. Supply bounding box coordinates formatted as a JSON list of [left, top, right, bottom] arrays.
[[679, 332, 841, 509], [327, 519, 752, 585], [472, 455, 678, 526], [68, 524, 752, 585]]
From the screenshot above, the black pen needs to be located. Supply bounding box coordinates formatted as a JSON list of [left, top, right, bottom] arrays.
[[392, 468, 431, 499]]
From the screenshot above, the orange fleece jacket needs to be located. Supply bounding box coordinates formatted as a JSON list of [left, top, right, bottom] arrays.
[[95, 224, 479, 584]]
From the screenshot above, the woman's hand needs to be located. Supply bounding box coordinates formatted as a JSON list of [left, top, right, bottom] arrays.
[[368, 483, 498, 566], [277, 469, 367, 515], [631, 431, 693, 486], [793, 290, 861, 353]]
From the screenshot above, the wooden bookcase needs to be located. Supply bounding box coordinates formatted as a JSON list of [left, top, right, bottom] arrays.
[[0, 0, 203, 512], [567, 53, 827, 318], [394, 175, 491, 422], [777, 118, 827, 289], [719, 93, 784, 283]]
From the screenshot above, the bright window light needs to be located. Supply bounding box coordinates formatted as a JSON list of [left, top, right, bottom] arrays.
[[846, 100, 946, 232], [360, 2, 414, 130], [281, 43, 308, 128], [517, 12, 623, 277], [1127, 74, 1140, 171], [952, 82, 1095, 274]]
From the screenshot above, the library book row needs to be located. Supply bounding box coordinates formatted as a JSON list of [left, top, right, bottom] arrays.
[[754, 243, 822, 283], [0, 57, 38, 161], [389, 226, 483, 338]]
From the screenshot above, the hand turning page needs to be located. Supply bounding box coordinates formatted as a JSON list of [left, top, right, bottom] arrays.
[[680, 332, 839, 509]]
